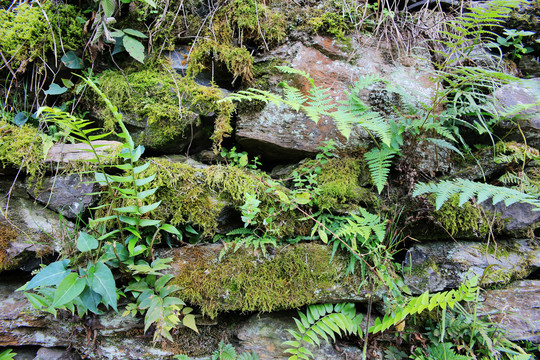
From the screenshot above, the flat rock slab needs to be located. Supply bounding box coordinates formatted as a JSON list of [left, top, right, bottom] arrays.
[[403, 239, 540, 294], [479, 280, 540, 343], [1, 180, 74, 272], [167, 243, 372, 317], [237, 38, 437, 161], [26, 174, 98, 220], [45, 141, 122, 164]]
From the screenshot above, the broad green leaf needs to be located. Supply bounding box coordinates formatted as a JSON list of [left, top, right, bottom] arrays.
[[61, 50, 83, 69], [239, 154, 248, 167], [135, 174, 156, 187], [136, 187, 158, 200], [133, 162, 151, 174], [119, 215, 138, 226], [139, 219, 161, 227], [76, 232, 99, 252], [51, 273, 86, 307], [132, 145, 145, 162], [123, 28, 148, 38], [87, 262, 117, 311], [101, 0, 115, 18], [114, 205, 140, 213], [79, 287, 102, 314], [61, 78, 74, 88], [275, 190, 290, 204], [123, 35, 145, 63], [294, 192, 311, 205], [318, 228, 328, 244], [159, 224, 181, 236], [25, 260, 70, 290], [24, 292, 49, 309], [139, 201, 161, 214], [44, 83, 67, 95], [183, 313, 198, 333]]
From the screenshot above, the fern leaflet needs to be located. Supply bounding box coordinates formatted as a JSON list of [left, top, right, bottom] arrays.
[[364, 147, 396, 194], [413, 179, 540, 210]]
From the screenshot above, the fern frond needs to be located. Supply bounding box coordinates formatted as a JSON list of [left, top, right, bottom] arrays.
[[424, 138, 463, 158], [283, 303, 362, 360], [428, 343, 473, 360], [226, 88, 285, 106], [364, 147, 396, 194], [350, 74, 386, 92], [304, 86, 334, 123], [275, 66, 314, 84], [280, 83, 308, 112], [413, 179, 540, 210]]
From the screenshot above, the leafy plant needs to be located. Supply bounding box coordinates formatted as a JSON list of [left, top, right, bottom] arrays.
[[19, 77, 194, 342], [413, 178, 540, 210], [0, 348, 16, 360], [283, 303, 363, 360], [491, 28, 535, 60], [173, 341, 260, 360]]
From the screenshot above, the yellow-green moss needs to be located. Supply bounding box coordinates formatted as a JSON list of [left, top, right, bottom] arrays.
[[0, 3, 84, 73], [0, 220, 19, 272], [432, 195, 503, 238], [143, 159, 298, 237], [0, 120, 43, 178], [188, 40, 255, 83], [172, 243, 363, 318], [93, 64, 233, 150], [313, 157, 375, 211]]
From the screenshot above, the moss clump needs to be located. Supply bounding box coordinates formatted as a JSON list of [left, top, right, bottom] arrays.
[[313, 157, 375, 211], [143, 159, 298, 237], [0, 3, 84, 73], [432, 195, 502, 238], [94, 64, 233, 151], [188, 40, 255, 84], [0, 220, 19, 272], [309, 12, 351, 42], [172, 243, 361, 318], [0, 120, 43, 178]]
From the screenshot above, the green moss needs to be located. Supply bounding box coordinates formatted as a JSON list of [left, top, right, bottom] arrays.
[[188, 40, 255, 83], [0, 120, 43, 178], [432, 195, 502, 238], [0, 219, 19, 272], [309, 12, 351, 42], [142, 159, 298, 237], [0, 3, 84, 73], [313, 157, 375, 212], [94, 63, 233, 150], [172, 243, 363, 318]]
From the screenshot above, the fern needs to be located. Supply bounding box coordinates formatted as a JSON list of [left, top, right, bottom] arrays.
[[369, 276, 478, 334], [427, 343, 473, 360], [283, 303, 363, 360], [364, 147, 396, 194], [413, 178, 540, 210]]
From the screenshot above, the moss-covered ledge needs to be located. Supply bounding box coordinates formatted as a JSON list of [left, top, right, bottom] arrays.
[[166, 243, 371, 318]]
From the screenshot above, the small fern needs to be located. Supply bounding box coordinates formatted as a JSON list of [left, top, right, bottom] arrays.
[[427, 343, 473, 360], [369, 276, 478, 334], [413, 179, 540, 210], [364, 146, 396, 194], [283, 303, 363, 360]]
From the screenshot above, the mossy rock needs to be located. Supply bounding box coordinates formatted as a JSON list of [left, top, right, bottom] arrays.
[[90, 65, 233, 153], [138, 157, 299, 238], [0, 120, 44, 179], [0, 3, 84, 74], [168, 243, 370, 318]]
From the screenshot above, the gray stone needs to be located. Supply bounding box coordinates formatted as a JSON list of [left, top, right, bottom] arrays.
[[237, 38, 438, 162], [482, 200, 540, 237], [235, 312, 364, 360], [493, 78, 540, 149], [0, 180, 74, 272], [26, 174, 99, 220], [45, 141, 122, 164], [479, 280, 540, 343], [34, 347, 81, 360], [403, 239, 540, 294]]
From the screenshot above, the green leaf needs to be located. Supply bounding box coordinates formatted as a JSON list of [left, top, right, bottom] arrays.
[[114, 205, 140, 213], [136, 187, 158, 200], [294, 192, 311, 205], [25, 260, 70, 290], [87, 262, 117, 311], [76, 232, 99, 252], [318, 228, 328, 244], [123, 28, 148, 38], [159, 224, 181, 236], [51, 273, 86, 307], [61, 78, 74, 88], [139, 201, 161, 214], [101, 0, 115, 18], [133, 162, 151, 174], [123, 35, 145, 63], [183, 314, 198, 333], [61, 51, 83, 69], [44, 83, 67, 95], [275, 190, 290, 204], [24, 292, 49, 309], [135, 174, 156, 187], [79, 287, 102, 314], [139, 219, 161, 227], [119, 215, 138, 226]]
